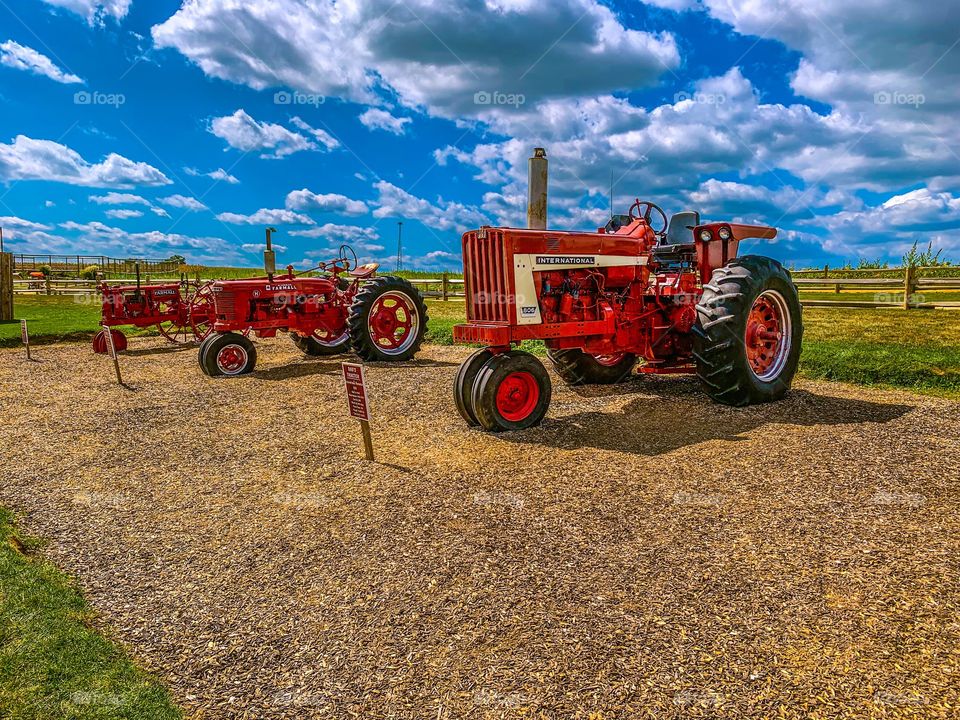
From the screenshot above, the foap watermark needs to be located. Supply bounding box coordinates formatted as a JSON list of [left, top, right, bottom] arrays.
[[873, 690, 928, 707], [274, 90, 325, 107], [69, 691, 126, 709], [74, 90, 125, 108], [674, 90, 726, 105], [474, 90, 526, 108], [673, 687, 721, 708], [474, 689, 528, 709], [869, 490, 926, 508], [874, 90, 925, 108], [473, 490, 525, 511], [672, 490, 728, 507], [271, 491, 330, 509], [72, 490, 126, 509]]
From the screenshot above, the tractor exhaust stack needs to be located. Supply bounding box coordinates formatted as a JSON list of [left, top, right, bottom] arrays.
[[527, 147, 548, 230], [264, 227, 277, 281]]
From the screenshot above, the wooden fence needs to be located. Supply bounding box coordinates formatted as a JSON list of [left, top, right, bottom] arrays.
[[11, 268, 960, 311], [0, 252, 12, 321], [12, 273, 469, 300], [792, 265, 960, 310], [12, 254, 179, 276]]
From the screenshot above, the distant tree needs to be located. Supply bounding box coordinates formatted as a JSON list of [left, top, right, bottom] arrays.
[[168, 254, 187, 265]]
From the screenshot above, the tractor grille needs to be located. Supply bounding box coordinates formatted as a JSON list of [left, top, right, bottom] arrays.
[[463, 229, 509, 322], [213, 287, 241, 322]]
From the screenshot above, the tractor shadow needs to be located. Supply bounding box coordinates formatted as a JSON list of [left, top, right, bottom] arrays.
[[505, 379, 914, 456], [125, 344, 197, 358], [255, 359, 343, 381]]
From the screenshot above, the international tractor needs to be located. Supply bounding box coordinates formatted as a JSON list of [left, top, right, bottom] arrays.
[[452, 199, 803, 432], [198, 246, 427, 377]]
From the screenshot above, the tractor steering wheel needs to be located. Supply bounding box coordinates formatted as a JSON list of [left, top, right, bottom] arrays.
[[628, 199, 668, 236]]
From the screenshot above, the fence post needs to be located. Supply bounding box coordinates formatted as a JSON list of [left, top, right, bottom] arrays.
[[0, 252, 13, 321], [45, 275, 51, 296], [823, 264, 829, 278], [903, 265, 916, 309], [442, 272, 449, 301]]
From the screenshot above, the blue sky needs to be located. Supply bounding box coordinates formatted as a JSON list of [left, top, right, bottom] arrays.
[[0, 0, 958, 270]]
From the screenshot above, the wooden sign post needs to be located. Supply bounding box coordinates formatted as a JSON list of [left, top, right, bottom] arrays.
[[102, 325, 124, 386], [342, 362, 374, 461], [20, 319, 31, 360]]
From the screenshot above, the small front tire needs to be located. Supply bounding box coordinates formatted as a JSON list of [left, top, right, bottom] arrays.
[[471, 350, 552, 432], [201, 332, 257, 377], [453, 348, 494, 426], [291, 329, 351, 357]]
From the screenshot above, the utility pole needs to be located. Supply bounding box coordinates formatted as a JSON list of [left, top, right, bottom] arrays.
[[396, 221, 403, 272]]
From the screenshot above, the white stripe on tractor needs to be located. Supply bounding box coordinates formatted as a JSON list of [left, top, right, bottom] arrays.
[[512, 253, 648, 326]]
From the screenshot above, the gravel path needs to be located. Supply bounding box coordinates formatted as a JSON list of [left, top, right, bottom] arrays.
[[1, 339, 959, 719]]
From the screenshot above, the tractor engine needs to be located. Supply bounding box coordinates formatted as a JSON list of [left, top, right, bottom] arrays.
[[211, 277, 346, 335]]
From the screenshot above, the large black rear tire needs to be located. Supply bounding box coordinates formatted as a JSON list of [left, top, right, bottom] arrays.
[[546, 347, 637, 386], [694, 255, 802, 406], [348, 276, 428, 362], [291, 330, 351, 356]]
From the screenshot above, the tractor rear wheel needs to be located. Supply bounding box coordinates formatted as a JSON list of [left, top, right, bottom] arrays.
[[694, 255, 802, 406], [291, 329, 351, 356], [92, 329, 127, 354], [348, 276, 428, 362], [201, 332, 257, 377], [453, 348, 494, 426], [546, 348, 637, 385], [197, 332, 218, 375], [471, 350, 552, 432]]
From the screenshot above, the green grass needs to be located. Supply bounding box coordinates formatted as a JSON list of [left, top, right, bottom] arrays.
[[0, 508, 181, 720], [5, 295, 959, 398]]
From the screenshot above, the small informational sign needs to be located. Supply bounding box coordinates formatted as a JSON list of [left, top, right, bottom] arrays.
[[102, 325, 123, 386], [342, 362, 370, 421], [342, 362, 374, 461], [20, 319, 30, 360]]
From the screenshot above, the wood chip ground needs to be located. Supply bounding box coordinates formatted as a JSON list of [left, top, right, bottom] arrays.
[[1, 339, 958, 719]]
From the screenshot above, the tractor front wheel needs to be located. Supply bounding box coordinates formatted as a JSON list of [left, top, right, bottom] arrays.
[[200, 332, 257, 377], [348, 276, 428, 362], [291, 329, 351, 356], [453, 348, 494, 426], [694, 255, 803, 405], [471, 350, 552, 432], [546, 347, 637, 386]]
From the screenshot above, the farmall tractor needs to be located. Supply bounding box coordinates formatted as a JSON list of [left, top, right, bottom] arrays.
[[198, 246, 428, 376], [93, 269, 215, 353], [452, 199, 803, 432]]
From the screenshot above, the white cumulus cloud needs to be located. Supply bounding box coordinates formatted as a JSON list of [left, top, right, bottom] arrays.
[[0, 41, 83, 84]]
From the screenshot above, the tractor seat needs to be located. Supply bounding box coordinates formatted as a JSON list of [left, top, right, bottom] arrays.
[[663, 210, 700, 247], [349, 262, 379, 279]]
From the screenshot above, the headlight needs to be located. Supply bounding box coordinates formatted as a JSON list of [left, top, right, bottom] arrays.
[[718, 226, 732, 240], [699, 229, 713, 242]]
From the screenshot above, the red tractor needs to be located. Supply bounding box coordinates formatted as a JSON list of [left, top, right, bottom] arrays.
[[93, 275, 215, 353], [452, 200, 803, 431], [197, 248, 428, 376]]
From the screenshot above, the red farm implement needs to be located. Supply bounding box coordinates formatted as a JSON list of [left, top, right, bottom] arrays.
[[93, 273, 215, 353], [452, 197, 803, 432], [197, 247, 427, 377]]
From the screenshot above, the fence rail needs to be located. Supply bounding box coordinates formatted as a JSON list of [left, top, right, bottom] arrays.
[[11, 269, 960, 310], [12, 254, 179, 275]]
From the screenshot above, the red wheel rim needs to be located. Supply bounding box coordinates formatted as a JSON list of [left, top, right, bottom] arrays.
[[367, 291, 419, 355], [189, 285, 216, 342], [745, 290, 792, 381], [495, 371, 540, 422], [216, 345, 248, 375], [593, 353, 625, 367]]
